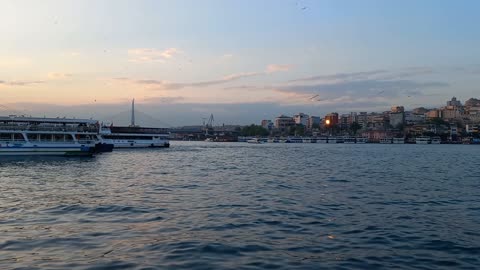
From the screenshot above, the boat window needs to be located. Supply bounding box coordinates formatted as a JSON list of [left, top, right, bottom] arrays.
[[27, 134, 39, 141], [0, 133, 12, 141], [40, 134, 51, 141], [65, 134, 74, 141], [53, 134, 64, 142], [13, 133, 26, 141]]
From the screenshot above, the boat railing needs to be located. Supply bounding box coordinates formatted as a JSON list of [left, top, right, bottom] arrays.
[[0, 125, 98, 133]]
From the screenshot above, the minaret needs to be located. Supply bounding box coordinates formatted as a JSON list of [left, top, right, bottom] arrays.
[[131, 98, 135, 127]]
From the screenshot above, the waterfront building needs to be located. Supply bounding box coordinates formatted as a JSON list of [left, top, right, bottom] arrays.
[[425, 109, 441, 120], [389, 106, 405, 129], [441, 106, 461, 120], [293, 113, 309, 126], [274, 115, 295, 133], [391, 106, 405, 113], [447, 97, 462, 107], [307, 116, 321, 129], [324, 113, 339, 127], [340, 114, 350, 130], [366, 113, 387, 130], [405, 111, 425, 125], [413, 107, 429, 115], [261, 120, 274, 130], [357, 112, 368, 130]]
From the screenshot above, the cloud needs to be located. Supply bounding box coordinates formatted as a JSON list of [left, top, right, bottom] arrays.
[[114, 72, 264, 90], [128, 48, 181, 63], [222, 54, 234, 60], [274, 79, 448, 104], [289, 70, 388, 83], [0, 80, 45, 86], [142, 96, 185, 103], [48, 72, 73, 79], [266, 64, 292, 73]]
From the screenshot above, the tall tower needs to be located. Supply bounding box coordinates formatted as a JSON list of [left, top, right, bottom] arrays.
[[130, 98, 135, 127]]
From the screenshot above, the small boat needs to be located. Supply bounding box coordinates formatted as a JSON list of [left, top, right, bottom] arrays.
[[317, 137, 328, 143], [380, 138, 393, 144], [393, 137, 405, 144], [431, 136, 441, 144], [267, 138, 280, 143], [356, 137, 368, 144], [285, 137, 303, 143], [343, 136, 356, 144], [247, 138, 263, 144], [327, 137, 337, 144], [416, 136, 431, 144]]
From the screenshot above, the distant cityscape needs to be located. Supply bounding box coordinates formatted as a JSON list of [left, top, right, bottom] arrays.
[[170, 97, 480, 143]]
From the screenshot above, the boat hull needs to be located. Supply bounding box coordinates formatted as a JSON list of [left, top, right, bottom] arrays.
[[112, 141, 170, 148], [0, 146, 95, 156]]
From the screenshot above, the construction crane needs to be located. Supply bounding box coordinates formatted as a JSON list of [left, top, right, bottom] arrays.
[[203, 114, 215, 136]]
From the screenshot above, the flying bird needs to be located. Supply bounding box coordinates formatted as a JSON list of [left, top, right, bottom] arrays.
[[309, 94, 319, 100]]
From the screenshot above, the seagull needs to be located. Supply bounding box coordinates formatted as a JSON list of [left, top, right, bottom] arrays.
[[302, 6, 308, 10], [309, 94, 319, 100]]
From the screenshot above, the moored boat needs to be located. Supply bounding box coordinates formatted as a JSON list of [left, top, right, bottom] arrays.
[[380, 138, 393, 144], [393, 137, 405, 144], [99, 99, 170, 148], [0, 116, 97, 156], [416, 136, 431, 144], [356, 137, 368, 144], [431, 136, 441, 144], [343, 136, 356, 144]]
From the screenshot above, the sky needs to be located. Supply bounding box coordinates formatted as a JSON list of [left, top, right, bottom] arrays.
[[1, 0, 479, 126]]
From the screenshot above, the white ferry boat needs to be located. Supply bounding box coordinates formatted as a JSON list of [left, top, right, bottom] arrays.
[[393, 137, 405, 144], [247, 138, 264, 144], [0, 116, 97, 156], [303, 138, 315, 143], [343, 136, 356, 144], [380, 138, 393, 144], [267, 138, 280, 143], [100, 126, 170, 148], [99, 99, 170, 148], [416, 136, 431, 144], [285, 137, 303, 143], [431, 136, 441, 144], [356, 137, 368, 144], [327, 137, 337, 144], [317, 137, 328, 143]]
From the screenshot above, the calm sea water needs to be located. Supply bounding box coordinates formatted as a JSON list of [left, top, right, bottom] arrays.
[[0, 142, 479, 270]]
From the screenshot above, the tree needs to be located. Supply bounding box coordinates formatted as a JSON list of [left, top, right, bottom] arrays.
[[240, 124, 269, 136], [288, 125, 305, 136], [350, 122, 362, 135]]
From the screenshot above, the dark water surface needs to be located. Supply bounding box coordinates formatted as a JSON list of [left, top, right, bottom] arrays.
[[1, 142, 479, 269]]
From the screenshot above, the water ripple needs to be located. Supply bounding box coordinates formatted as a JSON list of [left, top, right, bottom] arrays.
[[0, 142, 479, 269]]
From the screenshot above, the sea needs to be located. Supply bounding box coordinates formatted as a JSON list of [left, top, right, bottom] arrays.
[[0, 142, 479, 270]]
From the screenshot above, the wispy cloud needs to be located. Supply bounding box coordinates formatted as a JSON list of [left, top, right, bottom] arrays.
[[128, 48, 181, 63], [48, 72, 73, 79], [221, 54, 234, 60], [115, 72, 263, 90], [266, 64, 292, 73], [0, 80, 45, 86], [289, 70, 388, 83]]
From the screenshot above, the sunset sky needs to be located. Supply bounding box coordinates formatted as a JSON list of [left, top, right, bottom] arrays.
[[1, 0, 479, 126]]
